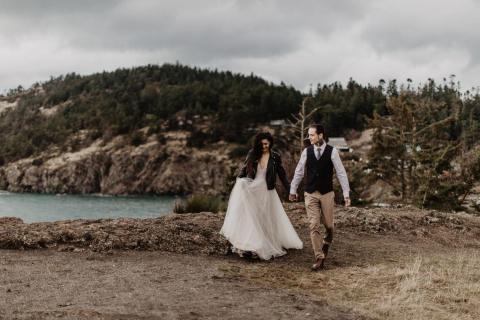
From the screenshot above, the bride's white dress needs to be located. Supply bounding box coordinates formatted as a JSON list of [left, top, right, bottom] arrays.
[[220, 164, 303, 260]]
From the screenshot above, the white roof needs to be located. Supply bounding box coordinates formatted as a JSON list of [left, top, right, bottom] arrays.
[[328, 137, 349, 149]]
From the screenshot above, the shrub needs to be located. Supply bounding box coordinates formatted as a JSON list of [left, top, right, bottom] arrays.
[[130, 131, 145, 146], [173, 194, 227, 213], [187, 130, 210, 148], [157, 134, 167, 144], [228, 145, 250, 158], [32, 158, 44, 166]]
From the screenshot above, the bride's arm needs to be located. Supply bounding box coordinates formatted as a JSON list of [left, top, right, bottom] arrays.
[[274, 152, 290, 192], [238, 149, 254, 178]]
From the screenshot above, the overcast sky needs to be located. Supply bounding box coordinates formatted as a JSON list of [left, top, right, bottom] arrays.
[[1, 0, 479, 93]]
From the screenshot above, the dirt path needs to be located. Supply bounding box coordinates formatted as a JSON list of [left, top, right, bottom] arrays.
[[1, 205, 479, 319], [1, 250, 362, 320]]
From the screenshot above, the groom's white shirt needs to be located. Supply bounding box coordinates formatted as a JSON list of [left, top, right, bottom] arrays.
[[290, 142, 350, 198]]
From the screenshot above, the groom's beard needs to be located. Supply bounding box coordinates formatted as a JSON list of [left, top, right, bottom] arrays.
[[315, 138, 324, 146]]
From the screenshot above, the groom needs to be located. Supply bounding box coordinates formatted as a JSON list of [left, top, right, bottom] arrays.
[[289, 124, 350, 271]]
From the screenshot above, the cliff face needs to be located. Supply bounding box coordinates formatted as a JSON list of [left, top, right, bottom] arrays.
[[0, 131, 237, 196]]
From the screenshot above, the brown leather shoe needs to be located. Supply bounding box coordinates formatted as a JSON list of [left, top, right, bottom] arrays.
[[311, 258, 325, 271]]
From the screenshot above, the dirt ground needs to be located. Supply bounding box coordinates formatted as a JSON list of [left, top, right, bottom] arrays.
[[1, 250, 360, 320], [1, 205, 479, 320]]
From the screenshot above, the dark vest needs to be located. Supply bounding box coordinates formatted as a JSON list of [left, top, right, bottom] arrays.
[[305, 144, 334, 194]]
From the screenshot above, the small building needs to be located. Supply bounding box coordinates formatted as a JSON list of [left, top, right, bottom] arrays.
[[328, 137, 351, 152], [269, 119, 286, 126]]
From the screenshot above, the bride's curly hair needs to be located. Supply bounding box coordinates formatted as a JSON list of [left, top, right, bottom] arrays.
[[252, 132, 274, 160]]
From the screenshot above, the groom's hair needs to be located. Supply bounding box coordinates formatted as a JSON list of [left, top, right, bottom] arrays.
[[309, 124, 328, 142], [309, 124, 325, 135]]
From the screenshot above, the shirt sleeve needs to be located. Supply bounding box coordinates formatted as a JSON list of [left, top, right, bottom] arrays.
[[290, 149, 307, 195], [331, 147, 350, 198]]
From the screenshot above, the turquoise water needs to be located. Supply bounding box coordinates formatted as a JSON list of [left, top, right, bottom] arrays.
[[0, 191, 177, 223]]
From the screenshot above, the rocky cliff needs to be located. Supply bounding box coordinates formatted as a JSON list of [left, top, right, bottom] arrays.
[[0, 130, 238, 196]]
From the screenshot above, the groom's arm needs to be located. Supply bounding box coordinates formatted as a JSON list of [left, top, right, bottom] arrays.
[[289, 148, 307, 196], [331, 147, 351, 206]]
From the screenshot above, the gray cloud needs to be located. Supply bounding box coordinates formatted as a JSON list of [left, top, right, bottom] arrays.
[[0, 0, 479, 92], [0, 0, 365, 58], [360, 0, 480, 65]]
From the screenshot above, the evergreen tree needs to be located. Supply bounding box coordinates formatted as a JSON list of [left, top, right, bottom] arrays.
[[368, 89, 469, 209]]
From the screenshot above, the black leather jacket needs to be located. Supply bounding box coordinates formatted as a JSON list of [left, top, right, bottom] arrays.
[[238, 149, 290, 192]]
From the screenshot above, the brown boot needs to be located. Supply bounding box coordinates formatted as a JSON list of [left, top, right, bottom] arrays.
[[311, 258, 325, 271], [322, 243, 330, 258]]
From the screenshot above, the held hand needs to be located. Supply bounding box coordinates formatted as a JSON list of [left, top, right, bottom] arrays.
[[344, 197, 351, 207], [289, 194, 298, 202]]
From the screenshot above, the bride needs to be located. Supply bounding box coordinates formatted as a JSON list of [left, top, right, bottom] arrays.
[[220, 132, 303, 260]]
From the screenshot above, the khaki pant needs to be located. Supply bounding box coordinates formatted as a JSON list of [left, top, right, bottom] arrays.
[[304, 191, 334, 259]]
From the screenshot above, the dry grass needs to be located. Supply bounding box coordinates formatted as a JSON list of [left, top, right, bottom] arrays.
[[375, 251, 480, 320], [220, 249, 480, 320]]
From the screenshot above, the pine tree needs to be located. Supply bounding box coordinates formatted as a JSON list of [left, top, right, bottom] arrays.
[[368, 89, 466, 209]]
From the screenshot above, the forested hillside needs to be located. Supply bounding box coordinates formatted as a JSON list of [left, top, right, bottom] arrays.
[[0, 64, 478, 208], [0, 63, 389, 164]]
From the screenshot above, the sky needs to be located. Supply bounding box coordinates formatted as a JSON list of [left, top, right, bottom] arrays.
[[1, 0, 479, 93]]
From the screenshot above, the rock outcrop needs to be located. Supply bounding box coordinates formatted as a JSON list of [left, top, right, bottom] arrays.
[[0, 213, 230, 254], [0, 131, 238, 196], [1, 205, 479, 254]]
